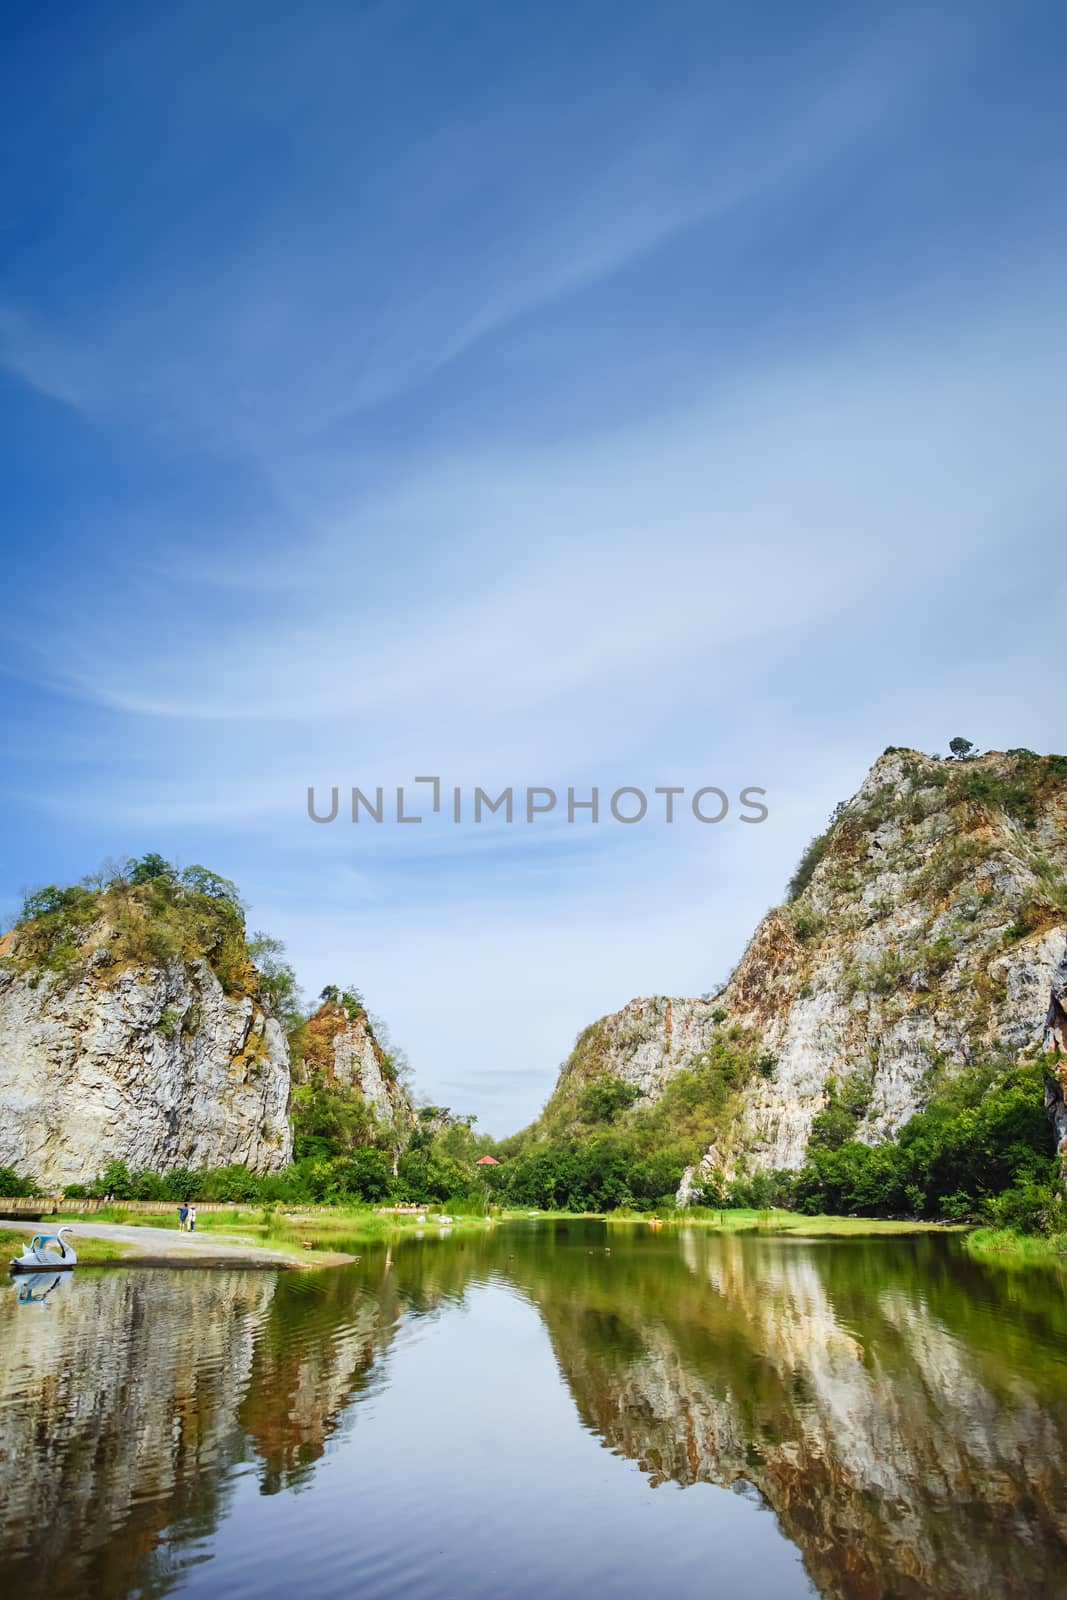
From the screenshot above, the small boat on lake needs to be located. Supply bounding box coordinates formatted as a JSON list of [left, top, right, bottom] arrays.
[[9, 1227, 77, 1274]]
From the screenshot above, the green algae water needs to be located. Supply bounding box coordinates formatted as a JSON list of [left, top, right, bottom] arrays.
[[2, 1222, 1066, 1600]]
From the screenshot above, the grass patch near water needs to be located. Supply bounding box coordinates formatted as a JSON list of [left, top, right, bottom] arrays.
[[965, 1227, 1067, 1266], [608, 1207, 962, 1238]]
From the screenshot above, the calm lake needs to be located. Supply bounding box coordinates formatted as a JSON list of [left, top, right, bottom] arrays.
[[3, 1221, 1067, 1600]]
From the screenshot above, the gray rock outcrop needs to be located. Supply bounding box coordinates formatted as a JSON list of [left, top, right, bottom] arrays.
[[331, 1013, 413, 1126], [0, 953, 292, 1188], [290, 999, 415, 1134]]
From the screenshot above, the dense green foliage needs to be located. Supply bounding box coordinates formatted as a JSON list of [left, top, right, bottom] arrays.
[[290, 1080, 379, 1161], [692, 1060, 1061, 1232], [578, 1077, 642, 1122], [0, 1164, 39, 1197], [494, 1032, 767, 1211], [12, 1093, 497, 1209], [5, 854, 269, 997], [493, 1138, 682, 1211], [492, 1058, 1058, 1223], [791, 1060, 1055, 1221], [805, 1070, 874, 1151]]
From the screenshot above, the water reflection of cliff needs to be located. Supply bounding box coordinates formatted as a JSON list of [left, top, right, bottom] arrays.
[[240, 1265, 404, 1495], [3, 1230, 1067, 1600], [520, 1231, 1067, 1600], [0, 1266, 400, 1599]]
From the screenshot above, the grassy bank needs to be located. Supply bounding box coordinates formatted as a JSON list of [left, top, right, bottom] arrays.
[[607, 1207, 963, 1237], [965, 1227, 1067, 1266], [260, 1206, 494, 1255]]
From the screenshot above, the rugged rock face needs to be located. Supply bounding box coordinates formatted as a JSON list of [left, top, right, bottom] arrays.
[[1045, 942, 1067, 1057], [293, 1000, 415, 1128], [556, 995, 723, 1105], [539, 749, 1067, 1191], [1042, 943, 1067, 1157], [0, 870, 418, 1188], [0, 952, 293, 1188]]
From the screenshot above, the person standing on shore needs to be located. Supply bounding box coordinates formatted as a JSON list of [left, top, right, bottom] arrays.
[[189, 1205, 197, 1233], [178, 1203, 189, 1232]]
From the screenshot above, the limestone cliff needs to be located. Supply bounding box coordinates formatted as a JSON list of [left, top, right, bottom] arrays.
[[1042, 941, 1067, 1155], [0, 952, 293, 1190], [0, 875, 293, 1187], [292, 998, 415, 1129], [538, 748, 1067, 1192]]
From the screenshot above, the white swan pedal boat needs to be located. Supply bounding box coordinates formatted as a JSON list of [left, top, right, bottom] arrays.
[[10, 1226, 77, 1273]]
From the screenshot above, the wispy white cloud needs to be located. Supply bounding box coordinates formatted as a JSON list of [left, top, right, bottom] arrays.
[[0, 4, 970, 441], [17, 276, 1065, 747]]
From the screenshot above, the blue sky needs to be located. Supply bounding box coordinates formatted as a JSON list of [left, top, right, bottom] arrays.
[[2, 1, 1065, 1132]]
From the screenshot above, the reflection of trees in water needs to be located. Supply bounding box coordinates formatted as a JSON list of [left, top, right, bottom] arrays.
[[3, 1230, 1067, 1600], [0, 1241, 498, 1598], [379, 1223, 1067, 1600]]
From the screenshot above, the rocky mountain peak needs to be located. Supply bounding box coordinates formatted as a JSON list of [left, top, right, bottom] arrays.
[[532, 747, 1067, 1199]]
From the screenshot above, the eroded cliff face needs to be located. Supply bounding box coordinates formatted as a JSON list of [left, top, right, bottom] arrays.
[[541, 749, 1067, 1188], [554, 995, 723, 1106], [0, 950, 292, 1188], [1042, 943, 1067, 1155]]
